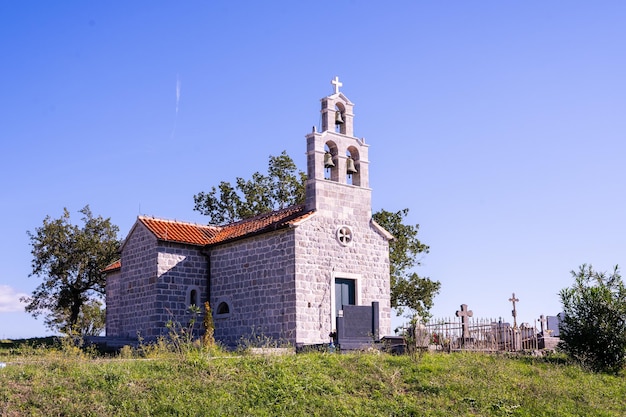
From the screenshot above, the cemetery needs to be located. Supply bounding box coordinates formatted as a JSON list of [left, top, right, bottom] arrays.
[[330, 292, 561, 355]]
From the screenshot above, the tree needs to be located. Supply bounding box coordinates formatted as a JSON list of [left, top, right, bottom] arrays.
[[22, 206, 120, 334], [47, 298, 106, 337], [193, 151, 307, 224], [194, 152, 441, 319], [372, 209, 441, 319], [559, 264, 626, 374]]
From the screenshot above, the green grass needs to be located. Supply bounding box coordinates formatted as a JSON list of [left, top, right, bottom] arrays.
[[0, 343, 625, 416]]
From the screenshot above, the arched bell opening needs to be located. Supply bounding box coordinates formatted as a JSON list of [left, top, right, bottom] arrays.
[[334, 102, 346, 135], [324, 141, 338, 181], [346, 146, 360, 186]]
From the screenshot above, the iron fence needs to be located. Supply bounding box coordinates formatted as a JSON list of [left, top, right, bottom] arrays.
[[410, 317, 539, 352]]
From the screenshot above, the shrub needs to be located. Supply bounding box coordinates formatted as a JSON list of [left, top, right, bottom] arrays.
[[559, 264, 626, 373], [202, 301, 215, 348]]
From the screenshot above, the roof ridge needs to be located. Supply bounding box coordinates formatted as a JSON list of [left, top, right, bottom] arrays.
[[223, 204, 306, 227], [138, 215, 220, 229]]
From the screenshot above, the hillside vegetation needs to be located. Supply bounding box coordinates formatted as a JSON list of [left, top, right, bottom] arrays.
[[1, 341, 625, 416]]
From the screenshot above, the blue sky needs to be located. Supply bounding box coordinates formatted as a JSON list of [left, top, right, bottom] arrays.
[[2, 1, 625, 338]]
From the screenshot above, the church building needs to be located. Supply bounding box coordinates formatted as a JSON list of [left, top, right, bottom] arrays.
[[104, 78, 392, 348]]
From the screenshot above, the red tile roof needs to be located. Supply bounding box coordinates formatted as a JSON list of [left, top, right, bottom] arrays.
[[103, 205, 315, 274], [103, 260, 121, 273], [213, 204, 313, 243], [139, 204, 314, 247], [139, 216, 220, 246]]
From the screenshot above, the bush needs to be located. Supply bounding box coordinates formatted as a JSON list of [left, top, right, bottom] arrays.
[[559, 264, 626, 373]]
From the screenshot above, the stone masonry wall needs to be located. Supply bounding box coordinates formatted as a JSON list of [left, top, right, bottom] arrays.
[[295, 184, 391, 346], [154, 241, 209, 337], [107, 222, 209, 339], [104, 269, 122, 336], [108, 223, 158, 338], [210, 229, 297, 348]]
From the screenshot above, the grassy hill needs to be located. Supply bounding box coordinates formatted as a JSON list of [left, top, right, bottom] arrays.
[[1, 340, 625, 416]]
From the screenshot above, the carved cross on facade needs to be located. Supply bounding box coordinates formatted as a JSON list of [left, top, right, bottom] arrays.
[[509, 293, 519, 329], [455, 303, 473, 340], [337, 226, 353, 246], [331, 76, 343, 94]]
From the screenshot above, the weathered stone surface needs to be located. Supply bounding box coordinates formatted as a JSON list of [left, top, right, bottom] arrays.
[[106, 223, 208, 339], [210, 230, 297, 347]]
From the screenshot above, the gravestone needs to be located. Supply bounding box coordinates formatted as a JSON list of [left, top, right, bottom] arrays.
[[509, 293, 519, 329], [492, 321, 512, 346], [547, 314, 562, 337], [455, 304, 473, 345], [413, 320, 430, 348], [335, 301, 380, 351], [538, 315, 547, 334], [539, 313, 562, 350], [508, 293, 521, 350]]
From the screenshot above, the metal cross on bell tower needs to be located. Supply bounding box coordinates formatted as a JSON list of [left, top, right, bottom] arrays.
[[331, 76, 343, 94]]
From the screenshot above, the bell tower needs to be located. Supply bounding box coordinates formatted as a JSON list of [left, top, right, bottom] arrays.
[[305, 77, 371, 219]]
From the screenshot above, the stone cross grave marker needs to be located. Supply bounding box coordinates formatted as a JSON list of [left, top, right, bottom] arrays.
[[509, 293, 519, 329], [539, 315, 547, 334], [455, 304, 473, 340]]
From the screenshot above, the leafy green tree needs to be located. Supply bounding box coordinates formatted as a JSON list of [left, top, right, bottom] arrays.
[[194, 152, 440, 319], [372, 209, 441, 319], [46, 299, 106, 337], [193, 151, 307, 224], [23, 206, 120, 334], [559, 264, 626, 374]]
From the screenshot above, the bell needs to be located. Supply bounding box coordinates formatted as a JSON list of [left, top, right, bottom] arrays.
[[324, 152, 335, 168], [335, 110, 344, 125], [346, 157, 358, 175]]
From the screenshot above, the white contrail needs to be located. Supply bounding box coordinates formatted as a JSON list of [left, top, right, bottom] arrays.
[[176, 74, 181, 115], [171, 74, 181, 139]]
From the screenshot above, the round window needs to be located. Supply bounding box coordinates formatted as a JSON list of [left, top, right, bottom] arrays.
[[336, 225, 353, 246]]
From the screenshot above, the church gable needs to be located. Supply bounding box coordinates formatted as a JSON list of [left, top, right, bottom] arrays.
[[107, 221, 160, 337], [120, 221, 159, 280], [293, 212, 391, 344], [108, 219, 213, 339], [370, 219, 394, 241]]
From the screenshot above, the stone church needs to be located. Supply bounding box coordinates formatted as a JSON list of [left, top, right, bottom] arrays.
[[105, 78, 392, 348]]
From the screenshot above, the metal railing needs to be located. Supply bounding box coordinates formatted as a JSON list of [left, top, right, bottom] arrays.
[[410, 317, 539, 352]]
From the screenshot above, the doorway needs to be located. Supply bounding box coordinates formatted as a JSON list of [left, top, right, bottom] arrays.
[[335, 278, 356, 315]]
